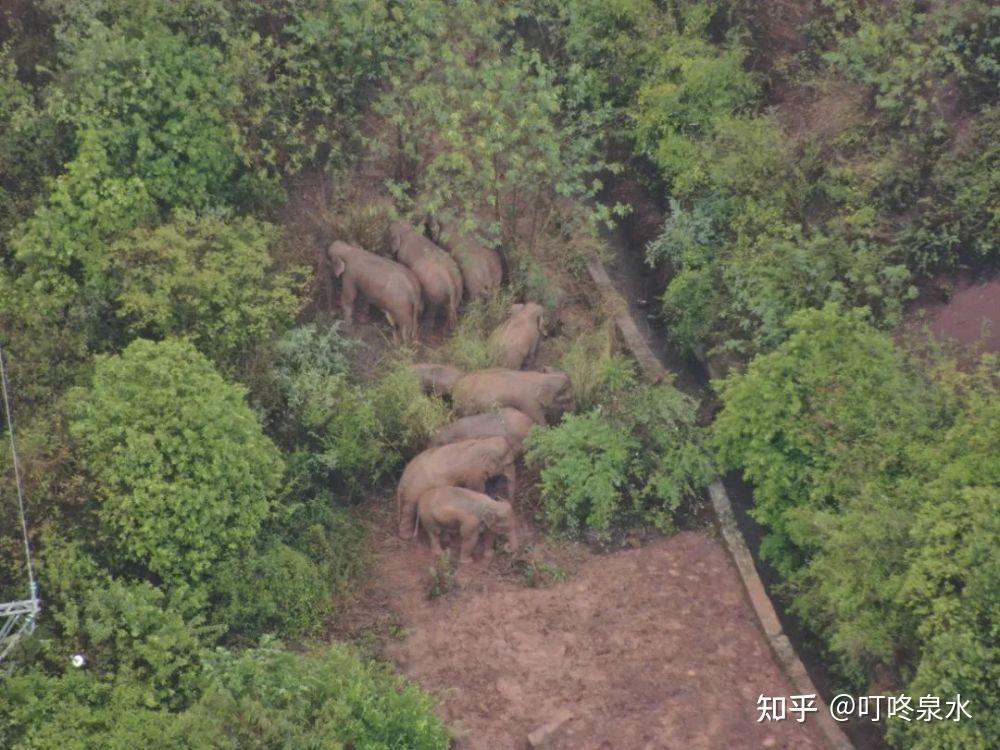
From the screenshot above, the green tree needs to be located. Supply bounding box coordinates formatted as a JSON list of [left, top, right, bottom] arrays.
[[713, 305, 937, 576], [69, 339, 283, 605], [107, 210, 304, 367]]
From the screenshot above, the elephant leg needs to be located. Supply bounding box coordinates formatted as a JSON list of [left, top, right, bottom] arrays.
[[340, 279, 357, 326], [428, 526, 444, 557], [503, 465, 517, 501], [459, 518, 480, 564], [480, 530, 496, 560]]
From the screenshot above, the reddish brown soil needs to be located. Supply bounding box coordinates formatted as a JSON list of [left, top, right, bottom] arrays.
[[355, 519, 826, 749], [905, 276, 1000, 354]]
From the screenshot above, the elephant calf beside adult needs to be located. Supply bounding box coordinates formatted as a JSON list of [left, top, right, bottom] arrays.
[[417, 487, 518, 563], [396, 436, 517, 539], [437, 226, 504, 301], [389, 221, 463, 331], [451, 368, 575, 425], [327, 240, 422, 344], [490, 302, 545, 369]]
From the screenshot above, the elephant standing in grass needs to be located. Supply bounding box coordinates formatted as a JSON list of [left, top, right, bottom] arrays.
[[438, 226, 503, 301], [396, 436, 517, 539], [389, 221, 463, 330], [451, 368, 575, 425], [417, 487, 518, 563], [490, 302, 545, 369], [429, 407, 536, 456], [327, 240, 423, 344], [411, 363, 464, 397]]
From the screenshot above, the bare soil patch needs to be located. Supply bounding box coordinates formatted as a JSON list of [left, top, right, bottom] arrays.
[[904, 275, 1000, 355], [346, 514, 827, 749]]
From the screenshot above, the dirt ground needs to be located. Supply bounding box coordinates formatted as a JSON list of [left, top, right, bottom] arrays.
[[347, 517, 827, 750], [905, 275, 1000, 354]]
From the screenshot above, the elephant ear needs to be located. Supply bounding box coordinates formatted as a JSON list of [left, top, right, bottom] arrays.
[[330, 255, 346, 277]]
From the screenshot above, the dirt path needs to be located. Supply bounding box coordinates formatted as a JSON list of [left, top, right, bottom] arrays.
[[361, 520, 827, 749]]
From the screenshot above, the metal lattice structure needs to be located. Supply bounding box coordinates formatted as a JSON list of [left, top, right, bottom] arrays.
[[0, 343, 40, 665]]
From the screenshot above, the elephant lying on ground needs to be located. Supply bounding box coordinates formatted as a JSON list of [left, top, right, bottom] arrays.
[[396, 436, 516, 539], [412, 363, 464, 397], [327, 240, 422, 343], [490, 302, 545, 369], [417, 487, 518, 563], [451, 368, 574, 425], [429, 407, 536, 456], [389, 221, 463, 330], [437, 226, 503, 301]]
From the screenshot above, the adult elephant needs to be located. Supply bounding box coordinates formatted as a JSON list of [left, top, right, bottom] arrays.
[[429, 407, 536, 456], [396, 436, 516, 539], [417, 487, 518, 563], [438, 226, 503, 301], [490, 302, 545, 369], [451, 368, 574, 425], [388, 221, 463, 330], [327, 240, 422, 344]]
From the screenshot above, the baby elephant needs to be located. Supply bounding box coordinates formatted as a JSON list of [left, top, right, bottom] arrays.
[[490, 302, 545, 369], [411, 363, 464, 397], [417, 487, 518, 563], [429, 407, 536, 456]]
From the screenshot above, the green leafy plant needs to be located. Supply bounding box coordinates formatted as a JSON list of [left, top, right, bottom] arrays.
[[526, 379, 711, 537], [108, 210, 304, 367], [69, 339, 284, 606]]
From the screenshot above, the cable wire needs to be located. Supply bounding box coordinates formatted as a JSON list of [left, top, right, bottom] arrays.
[[0, 343, 37, 597]]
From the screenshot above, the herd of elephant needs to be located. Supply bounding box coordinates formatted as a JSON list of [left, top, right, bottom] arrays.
[[326, 221, 576, 563]]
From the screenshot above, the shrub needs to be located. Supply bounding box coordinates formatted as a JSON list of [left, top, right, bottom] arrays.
[[55, 20, 242, 210], [191, 644, 450, 749], [9, 131, 156, 325], [713, 305, 938, 576], [555, 328, 637, 411], [441, 292, 511, 371], [69, 339, 284, 604], [107, 210, 304, 367], [210, 542, 330, 643], [0, 669, 215, 750], [526, 380, 711, 536]]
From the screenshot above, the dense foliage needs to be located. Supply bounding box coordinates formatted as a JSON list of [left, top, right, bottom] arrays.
[[715, 307, 998, 748], [1, 1, 996, 748], [527, 374, 713, 538]]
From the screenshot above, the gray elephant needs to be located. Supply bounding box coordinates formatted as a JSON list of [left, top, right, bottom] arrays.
[[429, 407, 536, 456], [438, 226, 503, 301], [451, 368, 574, 425], [396, 436, 516, 539], [327, 240, 423, 343], [490, 302, 545, 369], [411, 363, 464, 397], [388, 221, 463, 330], [417, 487, 518, 563]]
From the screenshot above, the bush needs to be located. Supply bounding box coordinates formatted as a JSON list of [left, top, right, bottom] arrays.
[[191, 644, 450, 749], [441, 292, 511, 371], [55, 20, 242, 210], [69, 339, 284, 604], [1, 644, 450, 750], [526, 380, 711, 536], [107, 210, 304, 367], [555, 328, 637, 411], [0, 669, 215, 750], [210, 542, 330, 643]]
